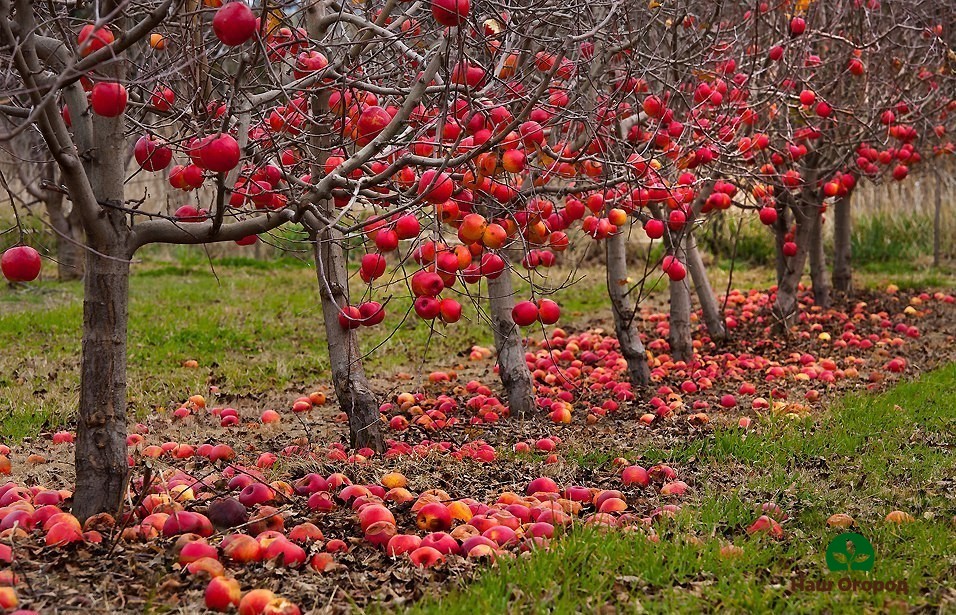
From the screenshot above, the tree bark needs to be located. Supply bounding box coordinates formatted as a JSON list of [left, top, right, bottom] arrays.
[[808, 203, 830, 308], [71, 42, 133, 519], [832, 194, 852, 295], [487, 263, 535, 417], [773, 192, 791, 287], [658, 210, 693, 363], [668, 275, 693, 362], [605, 230, 650, 386], [312, 216, 385, 452], [683, 231, 727, 343], [933, 171, 942, 268], [72, 243, 130, 521], [773, 197, 818, 328]]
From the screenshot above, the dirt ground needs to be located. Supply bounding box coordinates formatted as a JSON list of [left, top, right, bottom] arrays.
[[2, 287, 955, 614]]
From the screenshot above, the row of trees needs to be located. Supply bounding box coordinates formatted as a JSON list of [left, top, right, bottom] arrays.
[[1, 0, 953, 518]]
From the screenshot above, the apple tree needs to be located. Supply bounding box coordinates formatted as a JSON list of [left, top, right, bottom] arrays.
[[0, 0, 631, 517]]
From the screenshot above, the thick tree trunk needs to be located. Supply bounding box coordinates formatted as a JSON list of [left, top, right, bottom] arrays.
[[73, 245, 130, 521], [605, 231, 650, 386], [773, 200, 817, 328], [668, 275, 693, 363], [832, 194, 852, 295], [487, 262, 535, 417], [313, 222, 385, 452], [808, 205, 830, 308], [73, 46, 134, 519], [683, 231, 726, 343], [47, 195, 85, 281]]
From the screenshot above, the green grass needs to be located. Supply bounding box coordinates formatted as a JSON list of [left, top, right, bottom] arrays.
[[700, 210, 953, 273], [0, 251, 611, 440], [850, 213, 936, 266], [412, 364, 956, 614]]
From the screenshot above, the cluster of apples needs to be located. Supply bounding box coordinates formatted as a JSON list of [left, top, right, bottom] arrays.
[[158, 286, 956, 443], [0, 473, 308, 613], [512, 299, 561, 327], [62, 0, 955, 314], [140, 131, 239, 176], [368, 287, 954, 431], [167, 391, 327, 428], [8, 280, 942, 489], [348, 468, 695, 567], [353, 218, 568, 328], [608, 14, 949, 278], [71, 8, 298, 232], [551, 288, 953, 424], [137, 386, 501, 463], [523, 328, 637, 424], [0, 443, 804, 614], [0, 426, 679, 612], [0, 442, 691, 613], [128, 0, 629, 283]]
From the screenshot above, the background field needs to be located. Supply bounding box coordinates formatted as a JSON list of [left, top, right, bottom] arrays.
[[2, 247, 952, 441]]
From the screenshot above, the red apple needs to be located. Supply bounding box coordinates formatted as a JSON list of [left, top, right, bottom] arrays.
[[134, 135, 173, 171], [200, 134, 241, 173], [417, 170, 455, 203], [386, 534, 422, 556], [78, 24, 114, 57], [622, 465, 650, 487], [90, 82, 127, 117], [789, 16, 806, 36], [1, 246, 41, 282], [205, 576, 241, 612], [439, 298, 462, 323], [661, 255, 686, 281], [416, 502, 452, 532], [512, 300, 539, 326], [431, 0, 470, 27], [537, 299, 560, 325], [758, 206, 777, 225], [408, 545, 444, 567], [644, 218, 665, 239], [213, 2, 257, 46]]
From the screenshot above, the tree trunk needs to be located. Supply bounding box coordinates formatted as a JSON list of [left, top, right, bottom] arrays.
[[605, 231, 650, 386], [47, 195, 85, 281], [303, 4, 382, 452], [73, 245, 130, 521], [683, 231, 726, 343], [487, 263, 535, 417], [808, 204, 830, 308], [773, 193, 791, 287], [72, 47, 134, 519], [659, 212, 693, 363], [313, 219, 384, 452], [668, 275, 693, 362], [933, 171, 942, 269], [773, 199, 817, 328], [832, 194, 852, 295]]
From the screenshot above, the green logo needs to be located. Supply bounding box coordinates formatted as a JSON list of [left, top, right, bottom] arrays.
[[826, 532, 875, 572]]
